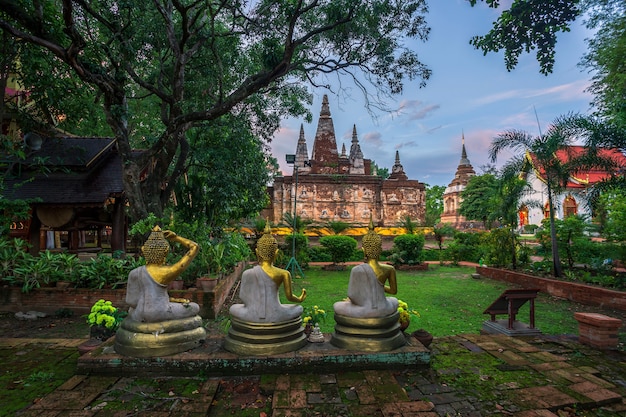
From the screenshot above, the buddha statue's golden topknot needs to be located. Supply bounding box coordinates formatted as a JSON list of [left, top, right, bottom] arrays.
[[142, 226, 170, 264], [362, 217, 382, 260], [256, 221, 278, 261]]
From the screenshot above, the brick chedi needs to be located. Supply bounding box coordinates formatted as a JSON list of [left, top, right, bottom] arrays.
[[269, 94, 425, 226], [440, 134, 476, 228]]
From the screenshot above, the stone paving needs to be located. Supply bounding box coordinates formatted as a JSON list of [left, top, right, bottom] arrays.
[[3, 333, 626, 416]]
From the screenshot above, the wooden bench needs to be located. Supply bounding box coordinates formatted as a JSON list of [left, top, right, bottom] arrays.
[[483, 289, 540, 330]]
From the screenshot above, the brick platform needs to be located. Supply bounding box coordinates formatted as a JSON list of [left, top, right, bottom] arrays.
[[574, 312, 622, 350]]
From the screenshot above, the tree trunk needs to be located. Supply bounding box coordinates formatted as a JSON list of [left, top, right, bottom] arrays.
[[547, 183, 562, 277], [510, 226, 517, 270]]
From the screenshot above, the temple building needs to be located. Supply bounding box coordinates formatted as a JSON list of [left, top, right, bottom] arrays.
[[520, 146, 626, 227], [267, 95, 425, 226], [439, 135, 477, 228]]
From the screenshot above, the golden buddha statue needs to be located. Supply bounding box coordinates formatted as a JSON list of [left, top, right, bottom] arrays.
[[225, 221, 308, 355], [362, 221, 398, 297], [115, 226, 206, 357], [331, 217, 405, 352]]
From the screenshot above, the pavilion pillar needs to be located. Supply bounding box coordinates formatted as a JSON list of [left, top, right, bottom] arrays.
[[110, 199, 126, 254]]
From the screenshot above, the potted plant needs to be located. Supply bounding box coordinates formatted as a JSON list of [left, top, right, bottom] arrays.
[[85, 299, 126, 341], [397, 299, 420, 331], [302, 305, 327, 334]]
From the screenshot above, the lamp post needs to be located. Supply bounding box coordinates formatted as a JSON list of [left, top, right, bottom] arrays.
[[285, 154, 304, 278]]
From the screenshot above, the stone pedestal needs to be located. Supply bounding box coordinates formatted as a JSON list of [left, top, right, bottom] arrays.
[[574, 312, 622, 350], [114, 315, 206, 357], [224, 316, 307, 355], [330, 311, 406, 352]]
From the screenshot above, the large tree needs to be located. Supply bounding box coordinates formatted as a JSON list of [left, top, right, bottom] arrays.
[[424, 183, 444, 226], [0, 0, 431, 222], [458, 174, 497, 229], [582, 5, 626, 127]]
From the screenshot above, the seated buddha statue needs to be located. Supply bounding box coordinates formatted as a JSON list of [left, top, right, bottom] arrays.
[[225, 222, 308, 355], [333, 221, 399, 318], [331, 219, 405, 352], [115, 226, 206, 357], [125, 226, 200, 322]]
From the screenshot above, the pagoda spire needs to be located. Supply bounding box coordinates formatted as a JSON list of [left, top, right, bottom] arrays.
[[388, 150, 408, 180], [349, 124, 365, 174], [294, 124, 311, 173], [460, 132, 470, 166], [310, 94, 339, 173]]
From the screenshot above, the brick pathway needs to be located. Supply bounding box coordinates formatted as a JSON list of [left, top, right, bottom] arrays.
[[3, 334, 626, 416]]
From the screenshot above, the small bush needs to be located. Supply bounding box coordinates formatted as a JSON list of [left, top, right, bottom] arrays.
[[308, 246, 331, 262], [319, 235, 357, 264], [281, 233, 310, 268], [389, 234, 425, 265]]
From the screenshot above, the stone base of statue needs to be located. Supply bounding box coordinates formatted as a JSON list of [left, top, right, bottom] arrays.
[[224, 316, 307, 355], [114, 315, 206, 358], [330, 311, 406, 352]]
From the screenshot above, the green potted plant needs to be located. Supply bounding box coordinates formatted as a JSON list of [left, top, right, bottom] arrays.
[[302, 305, 327, 334], [85, 299, 126, 341]]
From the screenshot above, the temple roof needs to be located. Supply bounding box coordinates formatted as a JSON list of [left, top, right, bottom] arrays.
[[4, 137, 124, 205], [526, 145, 626, 188]]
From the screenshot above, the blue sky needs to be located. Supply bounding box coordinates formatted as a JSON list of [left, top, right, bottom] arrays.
[[270, 0, 595, 187]]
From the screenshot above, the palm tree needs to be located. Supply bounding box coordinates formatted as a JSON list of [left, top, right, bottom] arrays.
[[488, 171, 537, 270], [489, 113, 602, 278]]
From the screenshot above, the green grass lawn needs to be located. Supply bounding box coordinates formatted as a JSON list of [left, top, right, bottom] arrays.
[[286, 264, 585, 337]]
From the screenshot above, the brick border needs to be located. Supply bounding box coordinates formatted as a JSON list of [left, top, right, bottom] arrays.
[[476, 266, 626, 311]]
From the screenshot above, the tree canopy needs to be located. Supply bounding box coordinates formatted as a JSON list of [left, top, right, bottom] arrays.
[[424, 183, 444, 226], [0, 0, 431, 223], [459, 174, 497, 228]]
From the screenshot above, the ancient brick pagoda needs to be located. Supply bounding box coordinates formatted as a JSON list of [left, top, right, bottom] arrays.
[[268, 95, 425, 226], [439, 134, 477, 229]]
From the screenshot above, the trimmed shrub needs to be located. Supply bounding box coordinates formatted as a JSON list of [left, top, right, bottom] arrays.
[[389, 233, 425, 265], [319, 235, 358, 265]]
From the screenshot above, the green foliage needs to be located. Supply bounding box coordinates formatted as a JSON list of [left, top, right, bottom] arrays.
[[319, 235, 358, 265], [459, 174, 498, 227], [308, 246, 332, 263], [173, 122, 276, 229], [282, 213, 311, 234], [479, 228, 516, 268], [372, 162, 390, 180], [86, 299, 126, 330], [302, 305, 328, 327], [446, 231, 482, 265], [0, 237, 144, 291], [324, 221, 352, 235], [582, 1, 626, 126], [282, 233, 310, 268], [599, 188, 626, 243], [430, 223, 456, 252], [469, 0, 580, 75], [397, 216, 420, 234], [389, 233, 425, 265], [424, 184, 445, 226]]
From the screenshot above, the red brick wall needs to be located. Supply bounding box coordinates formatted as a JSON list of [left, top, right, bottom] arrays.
[[0, 262, 246, 319], [477, 266, 626, 311]]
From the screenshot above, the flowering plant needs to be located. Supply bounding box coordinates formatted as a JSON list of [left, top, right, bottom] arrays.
[[397, 299, 420, 325], [302, 305, 327, 326], [86, 299, 126, 330]]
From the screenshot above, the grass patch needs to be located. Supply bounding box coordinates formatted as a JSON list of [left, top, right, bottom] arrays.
[[284, 264, 588, 337]]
